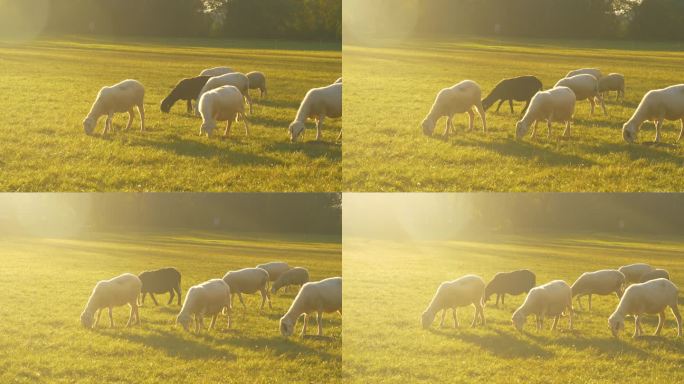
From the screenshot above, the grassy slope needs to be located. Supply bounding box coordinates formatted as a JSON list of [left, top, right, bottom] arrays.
[[0, 231, 341, 383], [0, 36, 341, 191], [343, 37, 684, 191], [343, 234, 684, 383]]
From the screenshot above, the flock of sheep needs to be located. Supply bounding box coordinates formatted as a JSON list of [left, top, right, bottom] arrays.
[[79, 262, 342, 337], [421, 68, 684, 143], [82, 66, 343, 142], [421, 263, 682, 338]]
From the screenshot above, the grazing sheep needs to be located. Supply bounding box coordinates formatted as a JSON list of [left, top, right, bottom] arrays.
[[639, 268, 670, 283], [80, 273, 142, 329], [421, 80, 487, 137], [222, 267, 272, 311], [197, 72, 252, 115], [598, 73, 625, 101], [246, 71, 267, 98], [570, 269, 624, 311], [618, 263, 654, 285], [256, 261, 291, 282], [272, 267, 310, 294], [515, 86, 576, 140], [511, 280, 573, 332], [421, 275, 486, 329], [200, 66, 234, 77], [83, 79, 145, 135], [289, 82, 342, 142], [482, 76, 543, 114], [334, 77, 342, 84], [622, 84, 684, 143], [608, 278, 681, 338], [555, 74, 606, 115], [279, 277, 342, 337], [138, 267, 182, 306], [160, 76, 210, 114], [176, 279, 232, 333], [198, 85, 249, 138], [566, 68, 602, 80], [484, 269, 536, 308]]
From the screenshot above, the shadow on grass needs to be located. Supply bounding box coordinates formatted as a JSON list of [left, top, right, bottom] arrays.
[[259, 98, 301, 110], [455, 137, 596, 167], [265, 141, 341, 160], [430, 327, 553, 358]]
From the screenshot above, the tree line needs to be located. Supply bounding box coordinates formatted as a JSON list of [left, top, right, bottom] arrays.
[[44, 0, 341, 40]]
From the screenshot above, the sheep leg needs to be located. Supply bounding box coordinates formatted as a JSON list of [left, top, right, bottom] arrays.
[[655, 311, 665, 336], [224, 119, 233, 137], [245, 94, 253, 115], [108, 307, 114, 328], [125, 109, 134, 131], [671, 304, 682, 337], [150, 293, 159, 306], [241, 112, 250, 137], [439, 309, 446, 327], [654, 119, 663, 143], [453, 308, 459, 328], [443, 116, 452, 137], [546, 118, 552, 139], [467, 109, 475, 132], [137, 103, 145, 132], [597, 94, 607, 115], [168, 289, 175, 305], [501, 294, 505, 307], [259, 287, 272, 311], [104, 114, 113, 135], [530, 120, 538, 138], [568, 306, 574, 330], [315, 115, 325, 141], [475, 101, 487, 133], [94, 309, 103, 327], [678, 119, 683, 143], [551, 315, 559, 331], [141, 292, 147, 305], [317, 311, 323, 336], [562, 120, 571, 138], [495, 294, 500, 308], [301, 313, 308, 336], [633, 315, 641, 337], [588, 294, 592, 311], [196, 315, 203, 333], [521, 100, 530, 115], [495, 99, 504, 113], [186, 99, 193, 114], [237, 293, 246, 309], [508, 99, 514, 114], [176, 284, 182, 306], [576, 295, 583, 310], [336, 129, 342, 142], [209, 315, 217, 331], [589, 98, 596, 115]]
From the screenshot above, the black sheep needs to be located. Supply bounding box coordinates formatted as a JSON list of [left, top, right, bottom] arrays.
[[160, 76, 211, 114], [138, 267, 182, 306], [485, 269, 536, 307], [481, 75, 543, 114]]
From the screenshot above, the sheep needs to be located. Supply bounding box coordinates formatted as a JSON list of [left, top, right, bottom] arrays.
[[421, 80, 487, 137], [481, 76, 543, 115], [160, 75, 210, 114], [515, 86, 576, 140], [279, 277, 341, 337], [608, 278, 681, 338], [622, 84, 684, 143], [484, 269, 536, 308], [554, 74, 606, 115], [598, 73, 625, 102], [222, 267, 272, 311], [197, 72, 252, 115], [421, 275, 485, 329], [200, 66, 234, 77], [289, 82, 342, 142], [511, 280, 573, 332], [570, 269, 625, 311], [618, 263, 654, 285], [272, 267, 310, 294], [639, 268, 670, 283], [138, 267, 182, 306], [566, 68, 602, 80], [176, 279, 232, 333], [334, 77, 342, 84], [246, 71, 267, 98], [198, 85, 249, 138], [256, 261, 291, 282], [80, 273, 142, 329], [83, 79, 145, 135]]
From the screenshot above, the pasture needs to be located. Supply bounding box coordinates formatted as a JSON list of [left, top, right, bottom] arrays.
[[0, 231, 341, 383], [343, 37, 684, 191], [343, 234, 684, 383], [0, 36, 341, 191]]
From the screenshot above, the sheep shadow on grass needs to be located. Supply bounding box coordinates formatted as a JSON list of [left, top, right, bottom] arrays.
[[454, 137, 596, 167], [430, 327, 553, 359], [265, 141, 342, 160]]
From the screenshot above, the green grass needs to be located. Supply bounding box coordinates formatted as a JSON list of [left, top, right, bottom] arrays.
[[343, 36, 684, 191], [0, 231, 341, 383], [0, 35, 341, 191], [343, 234, 684, 383]]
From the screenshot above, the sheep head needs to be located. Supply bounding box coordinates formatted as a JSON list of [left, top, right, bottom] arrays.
[[80, 311, 94, 329], [608, 313, 624, 338], [280, 317, 294, 337], [176, 314, 192, 332], [622, 122, 637, 143], [421, 118, 435, 136], [420, 311, 435, 329], [511, 310, 526, 332], [515, 121, 529, 140], [83, 117, 96, 135], [160, 97, 173, 113], [289, 121, 305, 142], [200, 121, 216, 137]]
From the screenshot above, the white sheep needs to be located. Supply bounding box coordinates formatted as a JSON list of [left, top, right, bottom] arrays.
[[289, 82, 342, 142], [511, 280, 573, 332], [421, 80, 486, 137], [622, 84, 684, 143], [200, 66, 234, 77], [176, 279, 232, 333], [421, 275, 485, 329], [256, 261, 291, 282], [83, 79, 145, 135], [246, 71, 267, 98], [566, 68, 602, 80], [197, 72, 252, 115], [80, 273, 142, 329], [272, 267, 310, 294], [222, 267, 272, 311], [515, 86, 576, 140], [555, 74, 606, 115], [608, 278, 681, 338], [198, 85, 249, 138], [570, 269, 625, 311], [618, 263, 653, 285], [279, 277, 341, 337], [639, 268, 670, 283], [598, 73, 625, 101]]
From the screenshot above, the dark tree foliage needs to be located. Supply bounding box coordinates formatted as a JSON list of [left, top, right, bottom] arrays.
[[628, 0, 684, 40]]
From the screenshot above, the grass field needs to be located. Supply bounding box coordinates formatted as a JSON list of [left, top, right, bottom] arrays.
[[0, 36, 341, 191], [343, 37, 684, 191], [0, 231, 341, 383], [343, 234, 684, 383]]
